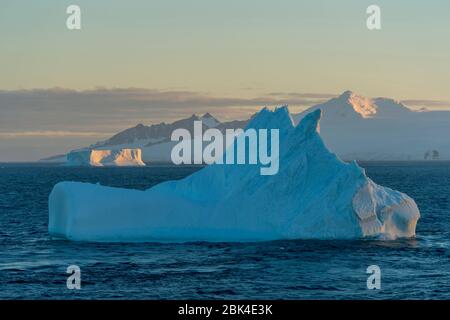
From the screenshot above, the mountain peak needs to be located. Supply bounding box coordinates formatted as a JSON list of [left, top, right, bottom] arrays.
[[332, 91, 377, 118], [200, 112, 220, 128], [295, 91, 413, 124], [202, 112, 214, 118], [339, 90, 354, 99]]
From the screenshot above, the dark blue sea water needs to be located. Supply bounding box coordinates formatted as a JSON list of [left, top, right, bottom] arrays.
[[0, 162, 449, 300]]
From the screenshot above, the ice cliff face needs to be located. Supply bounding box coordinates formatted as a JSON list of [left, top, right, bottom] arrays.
[[49, 108, 419, 242], [66, 148, 145, 167]]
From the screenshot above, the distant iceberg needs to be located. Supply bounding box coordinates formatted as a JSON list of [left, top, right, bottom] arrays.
[[49, 108, 419, 242], [66, 148, 145, 167]]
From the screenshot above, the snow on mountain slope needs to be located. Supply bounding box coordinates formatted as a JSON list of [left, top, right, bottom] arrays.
[[294, 91, 450, 160], [48, 107, 420, 242], [66, 148, 145, 167], [78, 113, 247, 163], [294, 91, 412, 122], [94, 113, 230, 148], [93, 118, 196, 148]]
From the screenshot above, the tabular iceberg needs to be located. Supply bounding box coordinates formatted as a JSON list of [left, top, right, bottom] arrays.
[[66, 148, 145, 167], [48, 107, 419, 242]]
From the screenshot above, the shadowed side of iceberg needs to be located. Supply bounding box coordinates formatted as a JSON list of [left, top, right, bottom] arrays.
[[48, 181, 283, 242]]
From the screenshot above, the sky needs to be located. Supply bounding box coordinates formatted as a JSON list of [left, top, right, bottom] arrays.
[[1, 0, 450, 161]]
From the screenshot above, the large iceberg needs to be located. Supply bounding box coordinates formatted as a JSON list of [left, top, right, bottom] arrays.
[[48, 108, 419, 241]]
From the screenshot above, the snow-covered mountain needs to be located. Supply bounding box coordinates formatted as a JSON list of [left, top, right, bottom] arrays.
[[93, 113, 223, 148], [293, 91, 450, 160], [294, 91, 416, 122], [42, 113, 248, 163], [294, 90, 412, 121], [92, 113, 248, 163], [42, 90, 450, 163]]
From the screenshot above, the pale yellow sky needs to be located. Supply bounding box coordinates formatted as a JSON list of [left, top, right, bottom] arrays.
[[1, 0, 450, 101]]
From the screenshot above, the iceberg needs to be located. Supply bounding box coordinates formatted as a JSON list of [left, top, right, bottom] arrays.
[[66, 148, 145, 167], [48, 108, 419, 242]]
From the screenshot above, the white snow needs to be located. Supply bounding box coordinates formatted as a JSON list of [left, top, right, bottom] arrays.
[[49, 107, 420, 242], [294, 91, 450, 160], [66, 148, 145, 167]]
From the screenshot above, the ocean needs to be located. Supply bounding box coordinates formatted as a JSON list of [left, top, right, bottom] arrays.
[[0, 162, 449, 299]]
